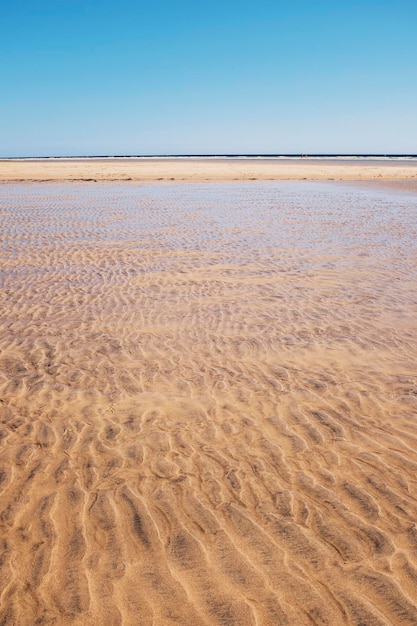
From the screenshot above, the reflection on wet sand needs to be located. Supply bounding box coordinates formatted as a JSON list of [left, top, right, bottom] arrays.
[[1, 182, 417, 625]]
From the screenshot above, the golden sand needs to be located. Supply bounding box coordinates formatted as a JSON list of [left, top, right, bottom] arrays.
[[1, 156, 417, 184], [1, 181, 417, 625]]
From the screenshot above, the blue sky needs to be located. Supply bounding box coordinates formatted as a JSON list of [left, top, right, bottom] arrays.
[[1, 0, 416, 156]]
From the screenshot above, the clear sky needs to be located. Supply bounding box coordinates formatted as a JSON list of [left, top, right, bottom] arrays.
[[1, 0, 416, 156]]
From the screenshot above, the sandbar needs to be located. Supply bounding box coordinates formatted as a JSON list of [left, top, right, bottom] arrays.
[[1, 157, 417, 187]]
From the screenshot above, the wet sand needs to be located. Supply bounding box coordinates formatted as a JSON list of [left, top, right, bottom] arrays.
[[1, 181, 417, 625], [1, 156, 417, 184]]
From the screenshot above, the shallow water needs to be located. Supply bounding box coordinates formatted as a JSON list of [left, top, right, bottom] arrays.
[[3, 181, 417, 252], [1, 182, 417, 625]]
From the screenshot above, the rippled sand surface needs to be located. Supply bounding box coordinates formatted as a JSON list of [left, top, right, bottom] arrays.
[[1, 182, 417, 625]]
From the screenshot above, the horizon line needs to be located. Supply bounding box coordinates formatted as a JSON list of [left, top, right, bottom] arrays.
[[2, 153, 417, 160]]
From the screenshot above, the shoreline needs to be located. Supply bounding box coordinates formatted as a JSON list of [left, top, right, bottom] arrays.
[[1, 157, 417, 185]]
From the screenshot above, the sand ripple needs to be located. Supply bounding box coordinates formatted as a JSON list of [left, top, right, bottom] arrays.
[[1, 182, 417, 625]]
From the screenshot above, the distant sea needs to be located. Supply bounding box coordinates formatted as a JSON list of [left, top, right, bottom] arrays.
[[4, 154, 417, 160]]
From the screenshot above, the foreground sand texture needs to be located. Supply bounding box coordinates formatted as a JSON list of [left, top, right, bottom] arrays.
[[1, 182, 417, 625], [1, 156, 417, 184]]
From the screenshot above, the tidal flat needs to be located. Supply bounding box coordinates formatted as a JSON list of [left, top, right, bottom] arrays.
[[1, 181, 417, 625]]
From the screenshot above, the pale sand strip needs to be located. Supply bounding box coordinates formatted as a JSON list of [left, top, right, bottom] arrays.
[[1, 157, 417, 183]]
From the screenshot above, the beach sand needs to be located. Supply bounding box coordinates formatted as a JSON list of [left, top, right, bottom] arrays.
[[1, 180, 417, 625], [1, 156, 417, 186]]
